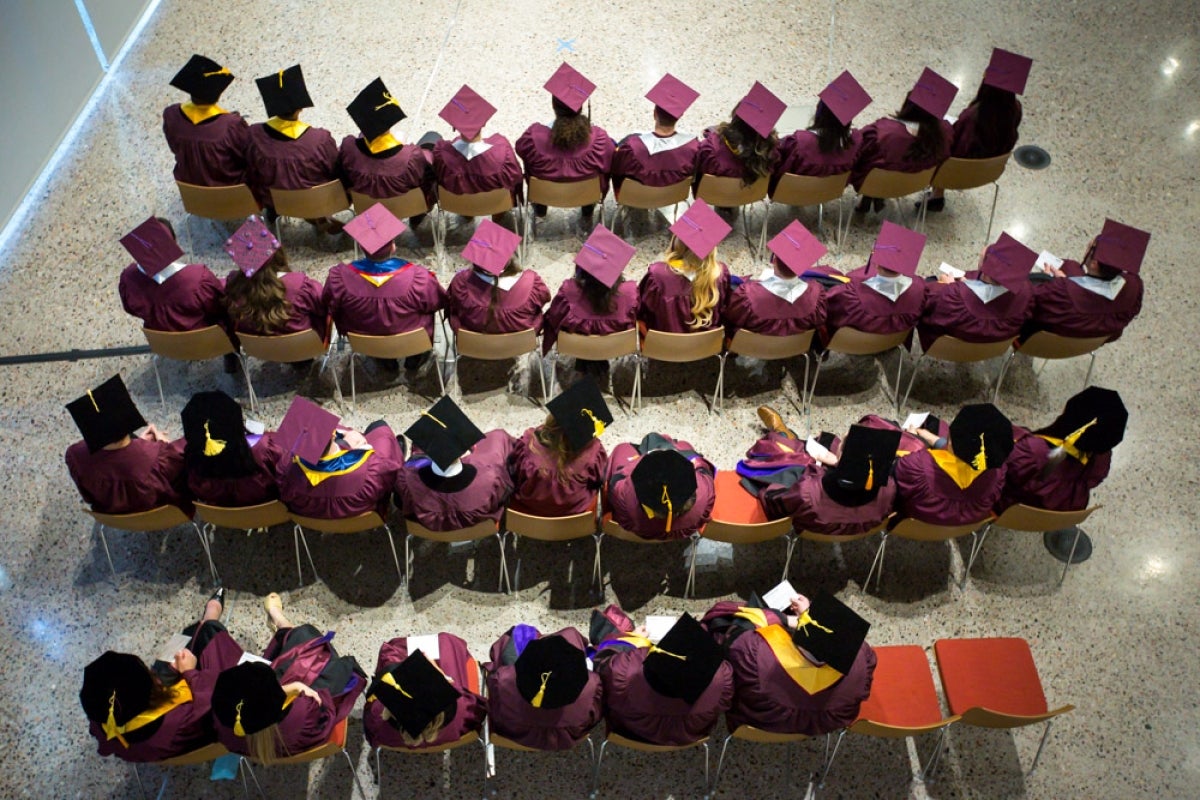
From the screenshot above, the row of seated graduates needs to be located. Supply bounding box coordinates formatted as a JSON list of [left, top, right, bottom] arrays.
[[162, 47, 1034, 226]]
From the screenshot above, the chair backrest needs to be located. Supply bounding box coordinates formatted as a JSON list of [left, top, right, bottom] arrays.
[[931, 152, 1012, 191], [850, 644, 956, 737], [346, 328, 434, 359], [194, 500, 291, 530], [601, 515, 677, 543], [239, 329, 327, 363], [85, 504, 193, 531], [703, 471, 793, 544], [556, 328, 639, 361], [616, 178, 692, 209], [1017, 331, 1109, 360], [992, 503, 1099, 533], [730, 724, 810, 743], [505, 506, 598, 541], [437, 186, 513, 217], [606, 731, 709, 753], [727, 328, 815, 360], [143, 326, 235, 360], [157, 741, 230, 766], [798, 514, 893, 544], [489, 732, 541, 752], [696, 174, 768, 207], [350, 187, 429, 220], [406, 517, 497, 543], [770, 172, 851, 207], [527, 176, 603, 208], [270, 718, 347, 764], [270, 179, 351, 219], [924, 335, 1012, 363], [456, 328, 538, 361], [891, 516, 990, 542], [858, 167, 937, 199], [379, 730, 480, 755], [959, 704, 1076, 729], [290, 510, 387, 534], [826, 327, 911, 356], [175, 181, 260, 220], [640, 328, 724, 363]]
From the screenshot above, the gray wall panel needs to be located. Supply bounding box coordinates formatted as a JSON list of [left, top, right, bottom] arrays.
[[84, 0, 154, 62]]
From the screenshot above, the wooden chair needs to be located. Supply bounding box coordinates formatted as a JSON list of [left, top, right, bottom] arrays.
[[289, 510, 402, 585], [349, 188, 432, 258], [639, 328, 725, 413], [239, 717, 367, 799], [128, 741, 230, 800], [552, 328, 640, 409], [769, 171, 852, 248], [434, 186, 517, 269], [174, 181, 260, 258], [596, 513, 692, 594], [193, 499, 293, 581], [504, 503, 599, 591], [523, 176, 604, 244], [84, 505, 218, 588], [609, 177, 691, 237], [933, 637, 1074, 777], [927, 152, 1013, 241], [994, 331, 1109, 402], [711, 724, 825, 798], [695, 174, 770, 257], [404, 518, 509, 592], [965, 504, 1101, 586], [724, 328, 815, 415], [345, 328, 444, 408], [790, 515, 894, 580], [856, 166, 937, 230], [141, 326, 237, 409], [692, 471, 793, 596], [485, 730, 597, 787], [808, 327, 912, 409], [453, 328, 547, 403], [238, 328, 338, 412], [592, 732, 710, 797], [899, 334, 1014, 414], [864, 516, 992, 592], [269, 180, 351, 243]]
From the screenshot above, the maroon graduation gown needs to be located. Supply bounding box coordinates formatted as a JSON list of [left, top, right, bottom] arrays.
[[445, 269, 550, 334], [699, 602, 785, 649], [851, 117, 953, 190], [67, 437, 191, 515], [245, 124, 340, 207], [917, 272, 1033, 351], [225, 270, 328, 337], [515, 123, 615, 195], [395, 429, 516, 530], [337, 136, 435, 208], [773, 129, 861, 185], [611, 134, 699, 189], [186, 433, 284, 507], [1028, 262, 1144, 342], [762, 466, 897, 537], [893, 448, 1004, 526], [432, 135, 524, 202], [824, 264, 927, 336], [276, 425, 404, 519], [322, 261, 445, 340], [89, 629, 244, 762], [484, 627, 602, 751], [162, 105, 251, 187], [542, 278, 638, 354], [726, 632, 876, 736], [636, 262, 732, 333], [950, 101, 1022, 159], [725, 279, 827, 336], [996, 427, 1111, 512], [119, 262, 227, 333], [604, 439, 716, 540], [695, 128, 777, 181], [507, 427, 606, 516], [363, 634, 487, 750]]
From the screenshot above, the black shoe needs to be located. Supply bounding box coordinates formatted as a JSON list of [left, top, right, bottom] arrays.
[[922, 197, 946, 213], [404, 351, 431, 371], [223, 353, 240, 374], [372, 357, 400, 373], [208, 587, 226, 616], [872, 197, 886, 212], [533, 203, 548, 219], [855, 196, 874, 214]]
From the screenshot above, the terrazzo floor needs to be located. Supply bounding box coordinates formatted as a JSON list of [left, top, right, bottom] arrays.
[[1, 0, 1197, 797]]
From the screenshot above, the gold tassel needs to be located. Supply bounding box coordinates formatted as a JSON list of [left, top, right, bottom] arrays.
[[1063, 418, 1098, 452], [381, 672, 412, 698], [101, 691, 128, 746], [531, 671, 551, 708], [580, 408, 605, 438], [648, 645, 686, 661], [277, 70, 284, 88], [661, 485, 673, 533], [203, 421, 226, 456], [422, 411, 447, 428], [202, 67, 231, 77], [795, 611, 834, 637], [87, 390, 99, 413], [865, 456, 874, 491], [971, 432, 988, 472], [233, 700, 246, 737]]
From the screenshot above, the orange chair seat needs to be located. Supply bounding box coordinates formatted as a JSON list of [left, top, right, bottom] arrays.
[[329, 717, 348, 748], [709, 471, 769, 524], [934, 638, 1048, 717], [857, 645, 944, 728]]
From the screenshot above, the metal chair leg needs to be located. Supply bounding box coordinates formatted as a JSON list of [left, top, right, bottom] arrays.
[[341, 748, 368, 799], [898, 353, 926, 415], [374, 745, 382, 785], [151, 354, 165, 409], [96, 522, 118, 587], [384, 523, 403, 584], [918, 725, 950, 782], [711, 353, 726, 414], [292, 523, 318, 586], [1059, 526, 1084, 586], [129, 763, 148, 800], [985, 181, 1000, 244], [535, 350, 549, 404], [192, 521, 220, 586], [818, 729, 846, 787], [404, 532, 413, 586], [592, 532, 604, 593], [349, 351, 358, 411], [710, 733, 734, 797], [591, 739, 609, 797], [1028, 718, 1056, 775], [701, 741, 711, 796], [864, 531, 889, 591], [962, 522, 993, 587], [1083, 351, 1097, 389], [783, 530, 799, 580], [685, 532, 699, 598], [495, 531, 512, 593], [241, 353, 258, 413], [992, 350, 1018, 404]]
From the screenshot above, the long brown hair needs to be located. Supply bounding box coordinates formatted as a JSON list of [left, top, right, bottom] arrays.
[[534, 414, 578, 483], [482, 259, 524, 332], [716, 115, 778, 185], [575, 267, 622, 313], [895, 99, 946, 163], [224, 249, 293, 334], [809, 101, 853, 154], [550, 97, 592, 150], [665, 235, 722, 330]]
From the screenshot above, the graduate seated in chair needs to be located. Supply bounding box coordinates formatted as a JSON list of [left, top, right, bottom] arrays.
[[363, 633, 487, 751], [80, 588, 242, 762], [695, 82, 782, 188], [65, 374, 191, 515], [636, 201, 732, 335], [181, 390, 282, 507], [211, 593, 365, 763], [446, 219, 549, 334], [590, 606, 733, 746], [223, 216, 328, 340], [432, 84, 524, 208], [818, 221, 927, 342], [604, 432, 716, 541], [724, 220, 827, 339], [611, 73, 700, 192], [771, 71, 868, 192], [163, 54, 250, 188], [118, 216, 228, 336], [485, 625, 602, 751]]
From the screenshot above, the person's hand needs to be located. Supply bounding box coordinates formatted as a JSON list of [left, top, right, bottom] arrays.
[[1045, 264, 1066, 278], [632, 626, 649, 639], [936, 272, 958, 284], [282, 682, 321, 705], [788, 594, 811, 616], [815, 450, 839, 467], [140, 424, 170, 442], [339, 429, 369, 450], [172, 649, 197, 673]]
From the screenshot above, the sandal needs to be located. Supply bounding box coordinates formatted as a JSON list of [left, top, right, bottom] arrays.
[[264, 592, 284, 631]]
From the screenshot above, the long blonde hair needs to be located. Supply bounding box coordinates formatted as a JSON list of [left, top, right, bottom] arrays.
[[665, 235, 722, 330], [399, 712, 447, 746], [246, 724, 290, 765]]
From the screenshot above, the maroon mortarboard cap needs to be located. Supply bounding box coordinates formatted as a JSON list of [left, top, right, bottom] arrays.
[[1093, 218, 1150, 275], [345, 203, 407, 256], [908, 68, 958, 118], [980, 232, 1038, 291], [439, 84, 496, 140], [982, 48, 1033, 95], [120, 217, 184, 277], [733, 81, 786, 138], [870, 221, 926, 278], [461, 219, 521, 276], [574, 224, 636, 288], [819, 70, 872, 126], [669, 200, 731, 259], [544, 62, 595, 112], [767, 220, 827, 276], [224, 216, 280, 277], [275, 396, 339, 465], [645, 73, 699, 119]]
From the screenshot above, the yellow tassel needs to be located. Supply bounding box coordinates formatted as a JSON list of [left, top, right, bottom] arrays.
[[277, 70, 284, 88], [101, 692, 128, 746], [531, 671, 551, 708], [202, 67, 231, 77], [87, 390, 100, 413], [422, 412, 447, 428], [661, 485, 673, 533], [1063, 418, 1098, 452], [380, 672, 412, 698], [795, 611, 834, 637], [233, 700, 246, 737], [203, 421, 226, 456], [580, 408, 605, 438], [648, 645, 686, 661], [865, 456, 874, 491], [971, 432, 988, 472], [374, 91, 402, 111]]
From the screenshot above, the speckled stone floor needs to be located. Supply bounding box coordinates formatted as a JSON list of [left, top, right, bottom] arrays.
[[1, 0, 1197, 798]]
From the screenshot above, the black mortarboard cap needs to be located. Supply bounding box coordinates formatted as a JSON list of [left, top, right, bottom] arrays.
[[631, 450, 697, 531], [170, 54, 234, 104], [826, 424, 901, 492], [1036, 386, 1128, 455], [369, 650, 459, 738], [67, 375, 147, 452], [514, 634, 589, 709], [643, 613, 724, 704], [80, 651, 152, 726], [950, 403, 1013, 471], [404, 396, 485, 471], [347, 77, 407, 141], [255, 64, 313, 118], [212, 662, 288, 736], [791, 591, 870, 675], [546, 378, 612, 451]]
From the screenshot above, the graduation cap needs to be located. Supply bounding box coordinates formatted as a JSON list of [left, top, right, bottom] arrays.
[[369, 650, 459, 738], [170, 54, 234, 104], [791, 591, 870, 675], [345, 203, 407, 257], [514, 634, 589, 709], [870, 221, 925, 278], [67, 375, 147, 452], [461, 219, 521, 276], [224, 215, 280, 277], [80, 651, 152, 728], [404, 396, 485, 471], [544, 62, 595, 113], [574, 224, 635, 288], [1037, 386, 1128, 455], [949, 403, 1013, 471], [212, 662, 288, 736], [824, 424, 902, 493], [347, 77, 407, 141], [767, 220, 827, 277], [276, 395, 339, 465], [439, 84, 496, 140], [631, 449, 697, 533], [908, 67, 958, 119], [1093, 218, 1150, 276], [643, 613, 724, 705], [979, 232, 1038, 291], [645, 73, 699, 119], [669, 200, 731, 260], [982, 48, 1033, 95], [733, 81, 786, 138], [120, 217, 185, 280], [819, 70, 871, 126], [546, 377, 612, 451], [181, 390, 250, 467], [255, 64, 313, 119]]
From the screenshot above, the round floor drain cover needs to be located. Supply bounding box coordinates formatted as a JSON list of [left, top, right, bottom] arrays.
[[1043, 527, 1092, 564], [1014, 145, 1051, 170]]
